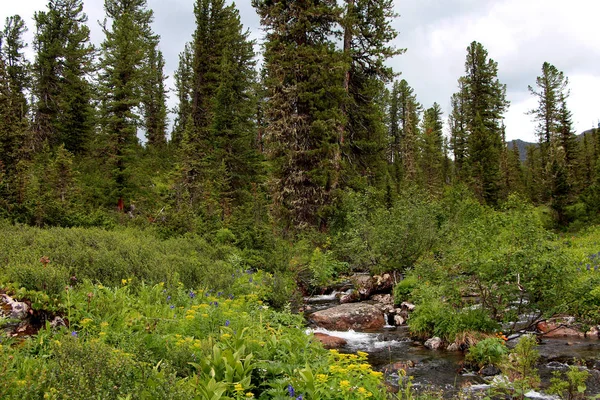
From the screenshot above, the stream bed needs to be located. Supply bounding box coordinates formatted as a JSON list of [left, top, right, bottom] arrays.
[[304, 294, 600, 398]]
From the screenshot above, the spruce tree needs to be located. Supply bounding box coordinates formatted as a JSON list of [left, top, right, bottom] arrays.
[[527, 62, 570, 202], [180, 0, 261, 227], [454, 42, 509, 204], [171, 42, 193, 147], [340, 0, 401, 189], [2, 15, 29, 120], [253, 0, 345, 230], [142, 39, 168, 148], [388, 79, 421, 188], [420, 102, 444, 195], [97, 0, 157, 204], [0, 18, 31, 206], [449, 78, 468, 181], [33, 0, 95, 154]]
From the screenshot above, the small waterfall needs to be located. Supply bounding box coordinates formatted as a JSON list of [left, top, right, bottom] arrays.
[[383, 313, 394, 328]]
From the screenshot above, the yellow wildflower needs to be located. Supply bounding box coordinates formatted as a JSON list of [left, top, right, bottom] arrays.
[[121, 279, 127, 285], [370, 371, 383, 378], [80, 318, 93, 326], [185, 315, 195, 320], [357, 387, 368, 395], [245, 393, 254, 398], [359, 363, 371, 371], [316, 374, 329, 383], [234, 383, 244, 392], [100, 321, 109, 328], [340, 380, 351, 389]]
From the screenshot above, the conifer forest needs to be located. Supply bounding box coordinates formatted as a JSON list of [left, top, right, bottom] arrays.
[[1, 1, 600, 399]]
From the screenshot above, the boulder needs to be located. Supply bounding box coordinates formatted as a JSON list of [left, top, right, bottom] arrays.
[[480, 365, 501, 376], [537, 318, 586, 338], [446, 343, 460, 352], [1, 294, 30, 320], [351, 274, 375, 299], [586, 325, 600, 339], [394, 315, 406, 326], [309, 303, 386, 331], [372, 294, 394, 305], [401, 302, 416, 312], [314, 333, 347, 349], [424, 336, 443, 350], [340, 290, 360, 304]]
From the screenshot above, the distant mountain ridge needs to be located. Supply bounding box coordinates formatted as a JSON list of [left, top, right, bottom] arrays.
[[507, 129, 597, 162]]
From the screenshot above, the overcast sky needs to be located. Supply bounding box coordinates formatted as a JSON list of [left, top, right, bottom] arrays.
[[2, 0, 599, 142]]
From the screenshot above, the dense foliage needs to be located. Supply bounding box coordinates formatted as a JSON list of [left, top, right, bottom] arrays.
[[1, 0, 600, 398]]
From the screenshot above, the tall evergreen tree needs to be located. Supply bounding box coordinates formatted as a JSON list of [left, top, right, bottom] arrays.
[[388, 79, 421, 188], [527, 62, 569, 202], [454, 42, 509, 204], [98, 0, 157, 204], [180, 0, 261, 226], [253, 0, 345, 230], [340, 0, 401, 188], [142, 39, 168, 148], [171, 42, 193, 147], [0, 17, 31, 206], [420, 102, 444, 195], [33, 0, 95, 154], [2, 15, 30, 120], [449, 78, 468, 181]]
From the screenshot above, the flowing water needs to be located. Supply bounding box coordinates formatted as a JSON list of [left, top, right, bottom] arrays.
[[304, 294, 600, 398]]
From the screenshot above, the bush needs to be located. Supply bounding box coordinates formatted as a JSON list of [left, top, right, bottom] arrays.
[[409, 288, 499, 341], [465, 337, 508, 369], [393, 275, 418, 304], [333, 188, 440, 274], [5, 263, 69, 297]]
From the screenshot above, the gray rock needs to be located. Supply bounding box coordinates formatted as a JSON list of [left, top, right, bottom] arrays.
[[50, 316, 66, 329], [1, 294, 29, 320], [480, 365, 501, 376], [394, 315, 406, 326], [401, 302, 416, 312], [446, 343, 460, 352], [424, 336, 443, 350]]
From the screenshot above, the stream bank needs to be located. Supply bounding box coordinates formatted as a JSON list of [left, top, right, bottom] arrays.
[[303, 284, 600, 398]]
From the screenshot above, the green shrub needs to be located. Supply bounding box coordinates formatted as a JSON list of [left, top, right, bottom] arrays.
[[548, 364, 589, 400], [465, 337, 508, 368], [393, 275, 418, 304], [5, 263, 69, 297], [500, 334, 540, 396], [333, 188, 440, 274]]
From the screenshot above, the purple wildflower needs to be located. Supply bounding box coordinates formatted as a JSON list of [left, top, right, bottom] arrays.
[[287, 384, 295, 397], [71, 331, 78, 337], [170, 305, 175, 309], [189, 291, 196, 299], [167, 295, 171, 301], [225, 320, 230, 327]]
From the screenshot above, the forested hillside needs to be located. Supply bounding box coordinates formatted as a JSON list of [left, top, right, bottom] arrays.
[[2, 1, 600, 399]]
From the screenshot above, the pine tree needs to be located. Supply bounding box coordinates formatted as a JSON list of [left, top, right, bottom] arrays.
[[454, 42, 509, 205], [98, 0, 157, 204], [388, 79, 421, 188], [33, 0, 95, 154], [2, 15, 29, 120], [0, 17, 31, 206], [253, 0, 345, 230], [142, 39, 167, 148], [527, 62, 570, 202], [449, 78, 468, 181], [420, 102, 444, 195], [180, 0, 261, 227], [171, 42, 193, 147], [340, 0, 401, 189]]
